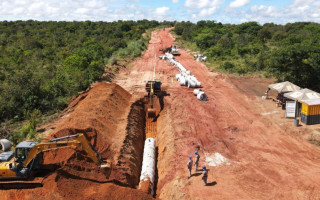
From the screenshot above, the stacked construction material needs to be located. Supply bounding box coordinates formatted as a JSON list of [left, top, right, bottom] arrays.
[[163, 53, 201, 88], [139, 138, 156, 195], [194, 54, 207, 62], [161, 53, 207, 101]]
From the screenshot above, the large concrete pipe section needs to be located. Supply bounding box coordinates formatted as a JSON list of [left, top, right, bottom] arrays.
[[179, 76, 186, 86], [194, 89, 202, 96], [197, 91, 207, 101], [0, 139, 11, 151], [139, 138, 156, 195], [187, 78, 196, 88], [176, 74, 181, 80]]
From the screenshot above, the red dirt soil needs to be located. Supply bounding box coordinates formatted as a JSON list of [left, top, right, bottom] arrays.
[[2, 28, 320, 200], [1, 82, 152, 200], [114, 28, 320, 199]]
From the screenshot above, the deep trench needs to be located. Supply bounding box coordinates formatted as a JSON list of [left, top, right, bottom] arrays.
[[117, 96, 161, 196], [117, 99, 146, 186], [142, 96, 160, 197]]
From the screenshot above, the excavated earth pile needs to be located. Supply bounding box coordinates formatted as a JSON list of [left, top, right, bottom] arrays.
[[1, 82, 153, 200]]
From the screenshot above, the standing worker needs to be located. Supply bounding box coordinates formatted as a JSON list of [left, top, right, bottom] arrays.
[[187, 156, 193, 177], [202, 166, 208, 186], [265, 88, 270, 99], [195, 151, 200, 171]]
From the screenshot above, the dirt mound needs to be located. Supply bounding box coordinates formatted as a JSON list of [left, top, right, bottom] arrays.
[[1, 82, 153, 200], [40, 82, 131, 170], [111, 99, 146, 186]]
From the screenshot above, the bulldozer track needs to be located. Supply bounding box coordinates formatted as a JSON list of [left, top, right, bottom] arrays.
[[0, 179, 44, 189]]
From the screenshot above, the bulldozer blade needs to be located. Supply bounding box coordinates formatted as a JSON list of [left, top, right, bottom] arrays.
[[147, 108, 156, 118]]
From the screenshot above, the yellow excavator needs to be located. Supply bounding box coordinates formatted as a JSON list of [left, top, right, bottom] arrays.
[[0, 133, 111, 180], [145, 80, 161, 118], [145, 55, 162, 118]]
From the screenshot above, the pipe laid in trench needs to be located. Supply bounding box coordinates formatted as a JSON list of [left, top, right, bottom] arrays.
[[139, 138, 156, 195]]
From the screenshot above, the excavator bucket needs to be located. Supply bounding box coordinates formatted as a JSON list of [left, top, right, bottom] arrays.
[[147, 108, 156, 118], [100, 160, 112, 179]]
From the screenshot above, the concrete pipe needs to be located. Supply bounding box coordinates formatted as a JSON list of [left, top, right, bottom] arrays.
[[139, 138, 156, 196], [179, 76, 186, 86], [193, 89, 202, 96], [196, 81, 201, 88], [177, 63, 183, 68], [0, 139, 11, 151], [188, 79, 196, 88], [190, 76, 198, 82], [165, 53, 173, 59], [197, 91, 207, 101]]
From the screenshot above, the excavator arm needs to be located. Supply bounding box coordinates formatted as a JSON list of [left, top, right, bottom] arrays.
[[23, 134, 111, 178], [23, 140, 81, 167]]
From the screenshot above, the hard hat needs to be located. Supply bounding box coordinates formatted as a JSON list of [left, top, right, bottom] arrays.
[[189, 156, 192, 159], [202, 166, 206, 170], [195, 151, 198, 154]]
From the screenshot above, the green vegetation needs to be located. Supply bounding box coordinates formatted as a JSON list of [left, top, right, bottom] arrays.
[[0, 20, 173, 126], [173, 21, 320, 91]]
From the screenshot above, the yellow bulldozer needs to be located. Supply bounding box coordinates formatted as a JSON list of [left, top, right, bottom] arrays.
[[0, 133, 111, 180]]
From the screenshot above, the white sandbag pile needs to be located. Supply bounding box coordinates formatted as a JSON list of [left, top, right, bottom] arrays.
[[139, 138, 156, 195]]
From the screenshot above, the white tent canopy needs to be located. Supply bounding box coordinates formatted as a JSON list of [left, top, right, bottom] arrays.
[[300, 98, 320, 106], [284, 88, 320, 101], [268, 81, 301, 93]]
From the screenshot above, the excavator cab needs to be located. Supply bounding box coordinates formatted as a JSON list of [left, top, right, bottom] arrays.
[[145, 80, 161, 94], [15, 141, 38, 164], [145, 80, 161, 118]]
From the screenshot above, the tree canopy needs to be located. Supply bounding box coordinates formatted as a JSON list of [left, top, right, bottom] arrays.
[[0, 20, 173, 123], [174, 21, 320, 91]]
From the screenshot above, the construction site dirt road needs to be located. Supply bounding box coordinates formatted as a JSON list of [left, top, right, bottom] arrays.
[[114, 28, 320, 199], [2, 28, 320, 200]]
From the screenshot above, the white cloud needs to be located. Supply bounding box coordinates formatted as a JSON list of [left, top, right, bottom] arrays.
[[75, 8, 89, 15], [185, 0, 223, 9], [185, 0, 224, 18], [0, 0, 111, 21], [198, 7, 218, 17], [0, 0, 320, 24], [0, 0, 178, 22], [229, 0, 250, 8], [155, 7, 170, 16], [13, 8, 25, 15]]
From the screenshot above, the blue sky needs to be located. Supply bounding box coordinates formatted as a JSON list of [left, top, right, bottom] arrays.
[[1, 0, 320, 24]]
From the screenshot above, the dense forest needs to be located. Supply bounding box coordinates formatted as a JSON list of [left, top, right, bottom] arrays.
[[0, 20, 174, 124], [174, 21, 320, 92]]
